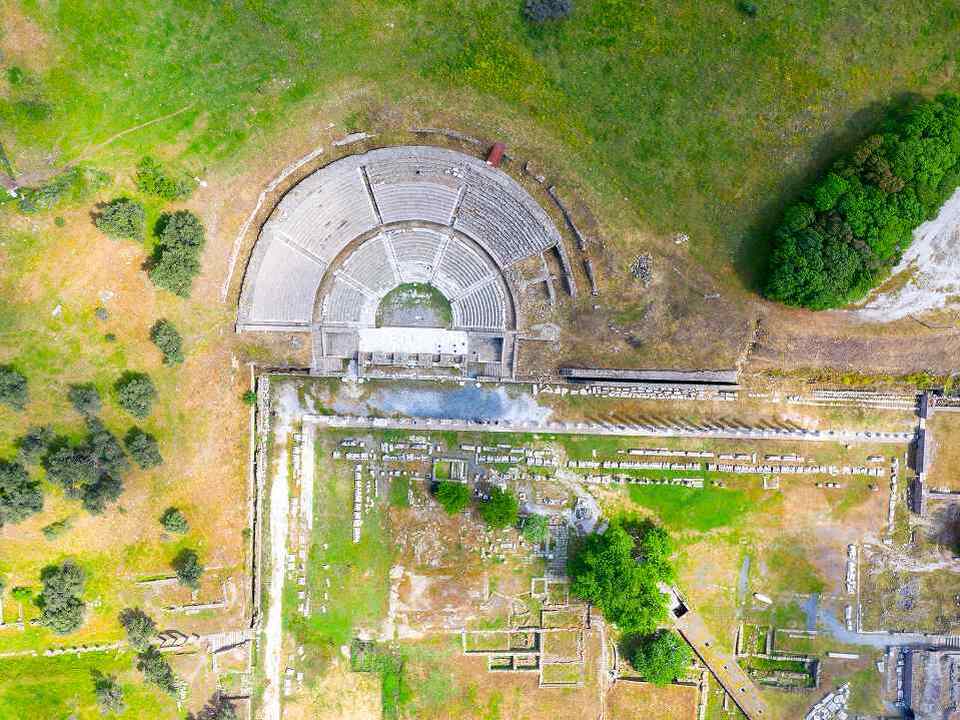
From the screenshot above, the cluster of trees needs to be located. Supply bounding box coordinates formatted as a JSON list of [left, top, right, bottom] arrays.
[[4, 372, 163, 523], [119, 607, 178, 694], [44, 417, 129, 513], [92, 157, 204, 298], [569, 520, 690, 685], [766, 93, 960, 309], [569, 520, 673, 634], [148, 210, 206, 297], [38, 560, 87, 634], [432, 481, 519, 529]]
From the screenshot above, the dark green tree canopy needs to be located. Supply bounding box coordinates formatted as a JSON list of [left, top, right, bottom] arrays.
[[624, 630, 692, 686], [148, 211, 206, 297], [136, 156, 194, 200], [150, 319, 184, 365], [0, 460, 43, 526], [43, 418, 129, 514], [68, 382, 101, 417], [524, 0, 572, 23], [38, 560, 87, 634], [0, 365, 28, 410], [568, 520, 674, 634], [115, 372, 157, 419], [765, 93, 960, 309], [433, 480, 471, 515], [160, 507, 189, 534], [16, 425, 54, 464], [136, 646, 178, 694], [118, 607, 157, 650], [124, 427, 163, 469], [172, 548, 203, 589], [478, 486, 519, 529], [94, 197, 145, 240], [92, 671, 125, 715]]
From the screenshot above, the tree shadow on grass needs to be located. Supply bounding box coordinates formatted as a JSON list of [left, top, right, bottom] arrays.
[[733, 91, 923, 294]]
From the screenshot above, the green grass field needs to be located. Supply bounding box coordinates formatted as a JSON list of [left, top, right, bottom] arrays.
[[5, 1, 960, 286], [627, 483, 755, 533], [0, 652, 178, 720], [284, 442, 393, 649]]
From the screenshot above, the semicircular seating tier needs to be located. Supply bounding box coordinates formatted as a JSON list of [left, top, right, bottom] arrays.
[[320, 227, 510, 333], [237, 146, 562, 331]]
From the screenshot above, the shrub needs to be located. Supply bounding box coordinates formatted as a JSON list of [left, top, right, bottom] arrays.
[[160, 507, 189, 534], [241, 390, 257, 405], [68, 382, 101, 417], [44, 418, 129, 514], [736, 0, 759, 17], [172, 548, 203, 589], [15, 425, 54, 464], [115, 372, 157, 418], [41, 517, 73, 540], [0, 365, 28, 410], [148, 210, 205, 297], [135, 156, 194, 200], [478, 487, 519, 529], [38, 560, 87, 634], [11, 586, 34, 603], [16, 166, 109, 214], [6, 66, 25, 85], [118, 607, 157, 650], [522, 514, 549, 544], [150, 319, 184, 364], [136, 646, 178, 694], [92, 671, 125, 715], [523, 0, 572, 22], [94, 197, 145, 240], [624, 630, 693, 685], [568, 520, 674, 634], [434, 480, 470, 514], [0, 461, 43, 526], [765, 94, 960, 309], [124, 427, 163, 469]]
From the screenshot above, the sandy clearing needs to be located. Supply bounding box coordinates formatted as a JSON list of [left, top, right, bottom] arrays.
[[859, 187, 960, 321], [263, 383, 298, 720]]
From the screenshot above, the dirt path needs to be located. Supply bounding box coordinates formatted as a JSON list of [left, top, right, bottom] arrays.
[[262, 384, 299, 720]]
